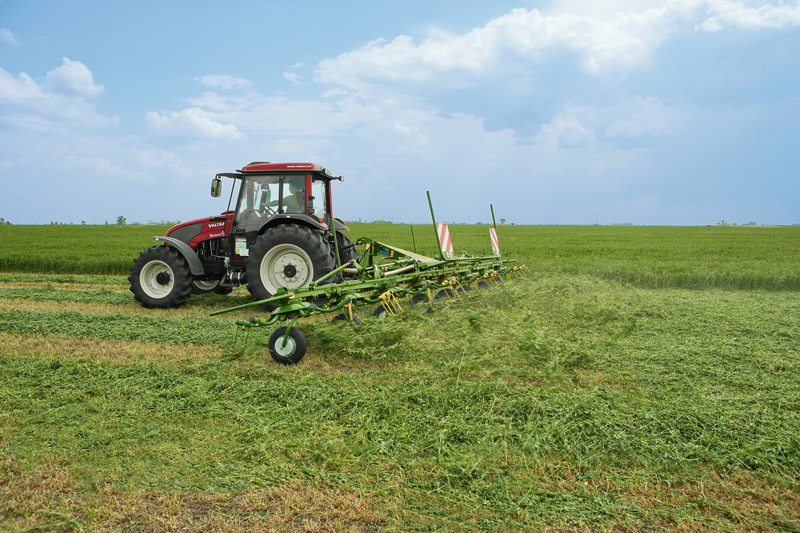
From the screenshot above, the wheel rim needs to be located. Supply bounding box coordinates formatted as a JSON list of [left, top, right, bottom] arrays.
[[140, 260, 174, 298], [274, 336, 296, 357], [260, 244, 314, 293], [193, 279, 220, 290]]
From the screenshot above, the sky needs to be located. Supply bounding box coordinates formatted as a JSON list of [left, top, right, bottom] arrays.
[[1, 0, 799, 226]]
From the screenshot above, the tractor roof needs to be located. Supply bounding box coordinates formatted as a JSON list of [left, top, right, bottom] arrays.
[[239, 162, 331, 176]]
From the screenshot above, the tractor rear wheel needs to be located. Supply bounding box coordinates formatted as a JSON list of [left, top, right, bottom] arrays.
[[245, 224, 336, 310], [129, 245, 193, 308], [335, 232, 358, 266]]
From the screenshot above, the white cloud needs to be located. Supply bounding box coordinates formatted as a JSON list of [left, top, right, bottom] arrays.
[[0, 69, 43, 102], [315, 6, 676, 90], [195, 74, 252, 90], [132, 148, 193, 176], [322, 88, 349, 98], [283, 72, 303, 85], [149, 87, 379, 138], [43, 57, 104, 97], [314, 1, 800, 92], [536, 113, 596, 147], [146, 108, 244, 139], [0, 61, 116, 130], [0, 28, 19, 46], [605, 97, 687, 138], [68, 155, 133, 178], [699, 0, 800, 31]]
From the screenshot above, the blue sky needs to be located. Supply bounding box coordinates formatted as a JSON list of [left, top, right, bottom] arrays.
[[1, 0, 798, 226]]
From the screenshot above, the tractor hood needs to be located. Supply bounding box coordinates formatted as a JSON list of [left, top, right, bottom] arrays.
[[166, 212, 232, 247]]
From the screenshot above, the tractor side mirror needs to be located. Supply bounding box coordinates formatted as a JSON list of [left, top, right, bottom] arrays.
[[211, 177, 222, 198]]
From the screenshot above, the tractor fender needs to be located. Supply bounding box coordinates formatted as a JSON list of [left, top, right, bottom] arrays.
[[153, 236, 205, 276], [334, 218, 350, 232], [259, 214, 328, 233]]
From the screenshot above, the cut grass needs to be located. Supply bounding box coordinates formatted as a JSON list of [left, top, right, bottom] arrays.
[[1, 274, 799, 529], [0, 290, 252, 311], [0, 308, 241, 346], [0, 333, 220, 365], [1, 454, 385, 532], [0, 273, 129, 286]]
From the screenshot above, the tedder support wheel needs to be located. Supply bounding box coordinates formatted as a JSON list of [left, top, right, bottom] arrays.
[[129, 245, 193, 308], [268, 326, 307, 365], [411, 293, 435, 314], [332, 313, 362, 326], [245, 224, 336, 310]]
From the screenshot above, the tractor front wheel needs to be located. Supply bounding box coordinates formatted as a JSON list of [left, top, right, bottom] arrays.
[[129, 245, 193, 308], [191, 277, 233, 295], [245, 224, 335, 310]]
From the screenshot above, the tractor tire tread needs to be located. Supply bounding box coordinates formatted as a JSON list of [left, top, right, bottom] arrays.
[[129, 245, 193, 309]]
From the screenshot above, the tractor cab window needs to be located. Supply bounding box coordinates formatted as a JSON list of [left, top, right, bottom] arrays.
[[309, 179, 327, 219], [282, 177, 306, 214], [232, 175, 282, 232]]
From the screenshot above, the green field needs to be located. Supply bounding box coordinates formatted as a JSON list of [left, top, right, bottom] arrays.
[[1, 224, 799, 531], [2, 223, 798, 290]]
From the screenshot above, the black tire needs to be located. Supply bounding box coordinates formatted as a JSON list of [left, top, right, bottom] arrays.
[[335, 232, 358, 266], [129, 245, 193, 308], [214, 284, 233, 295], [412, 293, 431, 305], [268, 326, 308, 365], [332, 313, 361, 326], [410, 293, 434, 314], [191, 277, 223, 295], [245, 224, 336, 311], [436, 288, 455, 300]]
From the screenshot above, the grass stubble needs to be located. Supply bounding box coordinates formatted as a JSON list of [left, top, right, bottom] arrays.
[[0, 226, 799, 531]]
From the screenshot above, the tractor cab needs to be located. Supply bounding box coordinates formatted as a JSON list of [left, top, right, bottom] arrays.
[[212, 162, 339, 235], [231, 172, 329, 233]]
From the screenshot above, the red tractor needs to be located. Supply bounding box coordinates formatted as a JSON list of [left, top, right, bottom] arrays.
[[129, 162, 358, 309]]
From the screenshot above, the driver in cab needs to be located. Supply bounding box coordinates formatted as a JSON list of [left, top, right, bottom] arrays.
[[282, 178, 305, 213]]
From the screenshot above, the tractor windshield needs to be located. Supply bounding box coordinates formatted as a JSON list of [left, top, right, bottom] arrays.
[[232, 174, 329, 232]]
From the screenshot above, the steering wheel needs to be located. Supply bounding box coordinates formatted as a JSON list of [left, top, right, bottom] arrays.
[[259, 205, 276, 217]]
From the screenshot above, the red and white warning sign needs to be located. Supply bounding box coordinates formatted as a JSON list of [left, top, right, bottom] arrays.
[[437, 223, 453, 258], [489, 227, 500, 257]]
